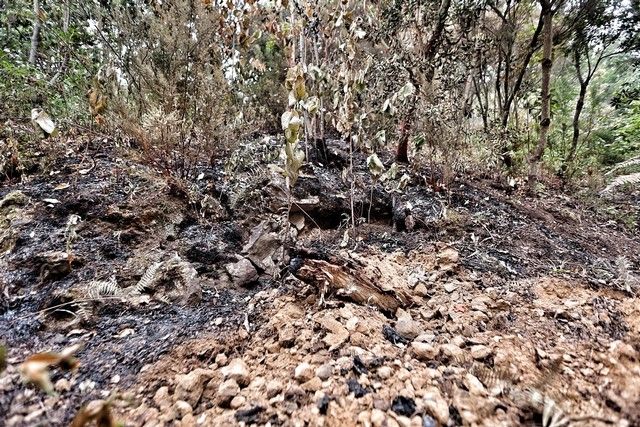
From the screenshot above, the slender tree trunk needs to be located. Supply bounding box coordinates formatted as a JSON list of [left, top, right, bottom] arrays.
[[565, 81, 587, 167], [528, 1, 554, 189], [396, 0, 451, 163], [28, 0, 42, 65]]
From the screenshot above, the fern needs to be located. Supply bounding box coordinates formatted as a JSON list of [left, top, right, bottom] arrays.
[[601, 172, 640, 194], [133, 261, 163, 294], [86, 276, 120, 300], [129, 254, 199, 303], [605, 155, 640, 176]]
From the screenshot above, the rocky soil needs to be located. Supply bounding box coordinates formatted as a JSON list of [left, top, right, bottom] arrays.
[[1, 134, 640, 426]]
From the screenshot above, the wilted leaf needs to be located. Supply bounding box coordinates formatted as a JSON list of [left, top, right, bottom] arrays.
[[71, 400, 118, 427], [20, 343, 82, 394], [305, 96, 319, 115], [367, 153, 385, 177]]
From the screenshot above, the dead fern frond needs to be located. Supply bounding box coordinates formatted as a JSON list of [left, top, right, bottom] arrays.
[[133, 261, 163, 294], [470, 363, 514, 395], [605, 156, 640, 176], [86, 276, 121, 300], [128, 254, 199, 303], [601, 172, 640, 195]]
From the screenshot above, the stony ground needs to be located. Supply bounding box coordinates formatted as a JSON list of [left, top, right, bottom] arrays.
[[1, 133, 639, 426]]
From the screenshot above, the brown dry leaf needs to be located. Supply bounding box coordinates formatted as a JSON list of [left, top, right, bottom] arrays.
[[19, 343, 82, 394], [71, 400, 118, 427]]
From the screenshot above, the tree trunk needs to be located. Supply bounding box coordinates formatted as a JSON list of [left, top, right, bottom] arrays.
[[28, 0, 41, 65], [528, 1, 554, 189], [564, 81, 587, 168], [396, 0, 451, 164]]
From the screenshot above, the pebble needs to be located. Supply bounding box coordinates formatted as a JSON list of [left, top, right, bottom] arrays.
[[54, 378, 71, 393], [214, 353, 228, 366], [395, 318, 421, 340], [294, 362, 314, 382], [440, 343, 464, 360], [414, 283, 429, 297], [153, 386, 171, 410], [377, 366, 393, 379], [216, 379, 240, 407], [470, 345, 491, 360], [230, 395, 246, 409], [221, 358, 250, 386], [463, 373, 486, 396], [266, 380, 282, 398], [423, 388, 449, 425], [173, 400, 193, 418], [174, 369, 215, 407], [315, 364, 333, 380], [371, 408, 386, 427], [411, 342, 439, 361]]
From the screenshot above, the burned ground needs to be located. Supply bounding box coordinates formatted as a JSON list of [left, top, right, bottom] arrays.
[[1, 135, 639, 426]]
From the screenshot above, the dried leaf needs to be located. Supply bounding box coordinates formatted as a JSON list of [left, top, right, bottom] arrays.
[[367, 153, 385, 177], [31, 108, 59, 137], [54, 183, 70, 191], [20, 343, 82, 394]]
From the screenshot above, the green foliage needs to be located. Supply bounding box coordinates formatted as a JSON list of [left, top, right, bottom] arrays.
[[0, 1, 98, 123]]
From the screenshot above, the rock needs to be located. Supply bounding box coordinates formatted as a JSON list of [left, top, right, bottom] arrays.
[[225, 257, 258, 287], [174, 401, 193, 418], [216, 379, 240, 407], [414, 283, 429, 297], [437, 248, 459, 270], [302, 377, 322, 392], [440, 343, 464, 360], [0, 191, 28, 208], [371, 409, 386, 427], [153, 386, 171, 410], [377, 366, 393, 379], [393, 415, 412, 427], [230, 395, 246, 409], [463, 374, 486, 396], [423, 388, 449, 425], [470, 345, 491, 360], [443, 282, 458, 293], [278, 324, 296, 347], [175, 369, 215, 407], [294, 362, 314, 382], [221, 358, 250, 386], [266, 380, 282, 398], [395, 318, 421, 340], [315, 364, 333, 381], [214, 353, 228, 366], [411, 342, 439, 361], [609, 340, 637, 360], [422, 415, 437, 427], [54, 378, 71, 393], [415, 333, 435, 343], [391, 395, 416, 416], [180, 413, 196, 427]]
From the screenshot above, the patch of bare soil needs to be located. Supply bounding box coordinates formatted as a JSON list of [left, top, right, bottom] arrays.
[[1, 136, 639, 426]]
